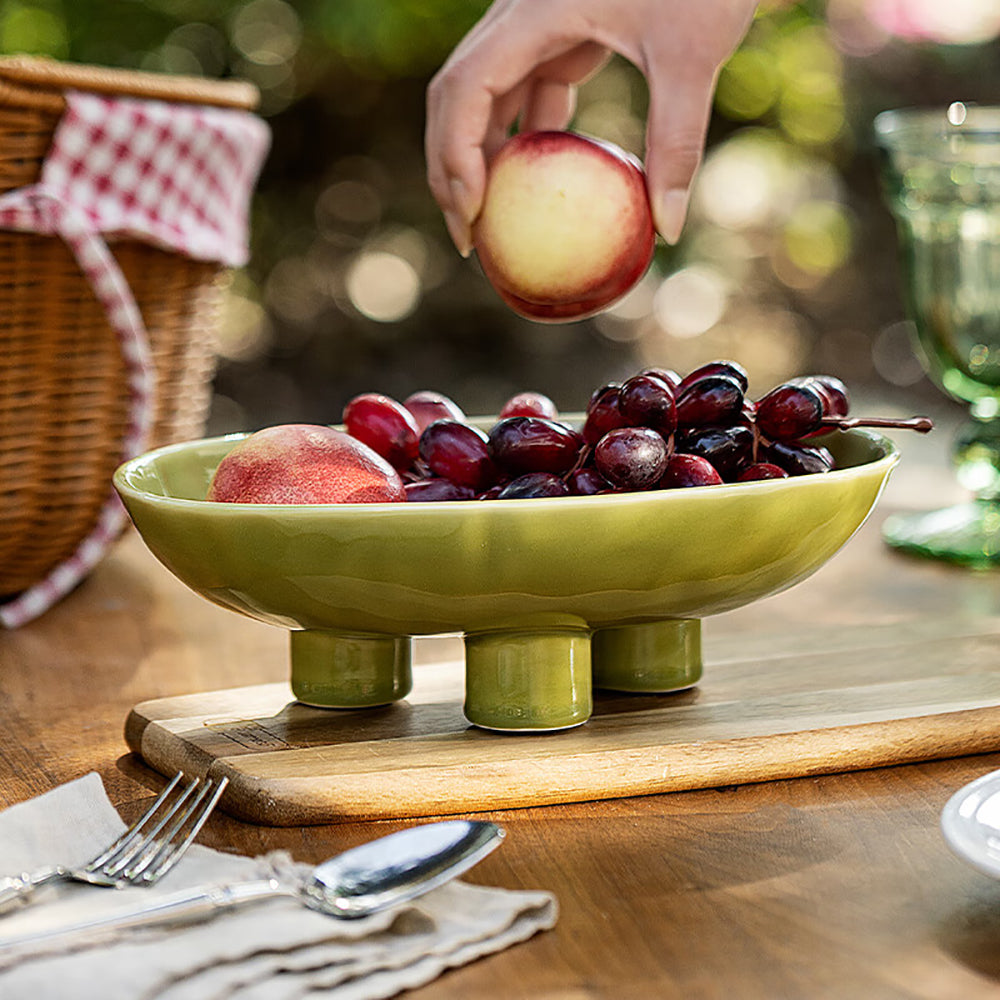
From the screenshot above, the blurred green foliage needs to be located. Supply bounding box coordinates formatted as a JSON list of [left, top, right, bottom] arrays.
[[2, 0, 998, 428]]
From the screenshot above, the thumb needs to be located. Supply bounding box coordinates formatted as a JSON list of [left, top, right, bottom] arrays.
[[643, 61, 719, 245]]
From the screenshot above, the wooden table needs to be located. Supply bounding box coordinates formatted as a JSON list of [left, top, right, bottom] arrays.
[[3, 419, 1000, 998]]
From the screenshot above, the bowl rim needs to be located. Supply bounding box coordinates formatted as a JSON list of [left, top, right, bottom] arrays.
[[113, 426, 901, 514]]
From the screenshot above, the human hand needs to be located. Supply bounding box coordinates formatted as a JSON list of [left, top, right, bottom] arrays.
[[426, 0, 757, 256]]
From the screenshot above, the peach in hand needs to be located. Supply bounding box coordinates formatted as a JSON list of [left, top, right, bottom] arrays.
[[206, 424, 406, 504], [472, 130, 656, 323]]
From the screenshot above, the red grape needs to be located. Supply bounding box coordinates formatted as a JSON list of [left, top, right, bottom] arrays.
[[678, 360, 749, 393], [779, 377, 850, 438], [594, 427, 669, 490], [342, 393, 420, 470], [675, 375, 745, 428], [659, 454, 724, 488], [497, 472, 571, 499], [499, 391, 559, 420], [582, 384, 628, 445], [619, 373, 677, 436], [755, 383, 826, 442], [737, 463, 789, 482], [641, 366, 682, 389], [488, 416, 582, 476], [419, 420, 497, 491], [675, 425, 754, 481], [404, 478, 476, 501], [566, 466, 614, 495], [763, 441, 834, 475], [403, 390, 466, 432], [811, 375, 850, 417]]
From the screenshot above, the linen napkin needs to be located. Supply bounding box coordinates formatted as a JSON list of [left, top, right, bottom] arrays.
[[0, 774, 557, 1000]]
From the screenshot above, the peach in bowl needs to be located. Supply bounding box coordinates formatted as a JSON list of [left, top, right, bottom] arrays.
[[113, 425, 898, 733]]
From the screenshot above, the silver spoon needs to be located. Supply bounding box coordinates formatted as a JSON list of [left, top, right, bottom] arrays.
[[2, 819, 505, 946]]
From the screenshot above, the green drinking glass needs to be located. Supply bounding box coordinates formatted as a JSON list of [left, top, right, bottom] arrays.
[[875, 103, 1000, 566]]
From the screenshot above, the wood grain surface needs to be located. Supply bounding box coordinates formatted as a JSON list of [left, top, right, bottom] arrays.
[[127, 634, 1000, 824], [4, 419, 1000, 998]]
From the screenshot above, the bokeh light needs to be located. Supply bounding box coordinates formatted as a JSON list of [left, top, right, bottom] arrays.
[[692, 130, 796, 231], [215, 287, 272, 362], [781, 200, 853, 278], [826, 0, 892, 56], [866, 0, 1000, 44], [345, 251, 421, 323], [652, 266, 730, 340], [155, 23, 228, 76], [317, 180, 382, 229], [228, 0, 301, 112], [0, 3, 69, 58], [716, 47, 780, 121], [872, 321, 926, 387], [231, 0, 301, 64], [774, 26, 846, 148], [265, 255, 330, 329]]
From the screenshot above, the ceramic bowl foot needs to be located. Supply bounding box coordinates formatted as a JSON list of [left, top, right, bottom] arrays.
[[463, 626, 592, 731], [592, 619, 702, 693], [290, 630, 412, 707]]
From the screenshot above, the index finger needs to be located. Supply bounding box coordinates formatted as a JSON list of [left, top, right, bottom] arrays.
[[425, 11, 605, 246]]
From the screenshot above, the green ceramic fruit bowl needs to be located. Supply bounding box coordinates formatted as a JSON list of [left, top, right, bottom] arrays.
[[114, 426, 898, 732]]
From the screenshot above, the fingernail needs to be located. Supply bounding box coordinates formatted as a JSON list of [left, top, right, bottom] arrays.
[[655, 189, 690, 246], [443, 208, 472, 258]]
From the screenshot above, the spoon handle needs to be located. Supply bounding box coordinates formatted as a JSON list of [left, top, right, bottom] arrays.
[[1, 879, 288, 947]]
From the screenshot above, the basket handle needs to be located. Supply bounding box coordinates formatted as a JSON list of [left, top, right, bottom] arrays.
[[0, 56, 259, 110]]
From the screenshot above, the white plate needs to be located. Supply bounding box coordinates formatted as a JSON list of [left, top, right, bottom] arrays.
[[941, 768, 1000, 879]]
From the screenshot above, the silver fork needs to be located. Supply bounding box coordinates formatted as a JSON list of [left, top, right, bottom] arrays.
[[0, 772, 228, 914]]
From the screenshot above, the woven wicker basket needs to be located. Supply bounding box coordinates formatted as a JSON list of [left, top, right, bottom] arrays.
[[0, 57, 260, 599]]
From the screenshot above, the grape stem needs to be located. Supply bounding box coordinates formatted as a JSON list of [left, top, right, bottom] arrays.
[[563, 444, 592, 480], [819, 415, 934, 434]]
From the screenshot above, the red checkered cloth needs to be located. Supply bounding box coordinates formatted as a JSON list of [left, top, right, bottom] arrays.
[[0, 91, 270, 628]]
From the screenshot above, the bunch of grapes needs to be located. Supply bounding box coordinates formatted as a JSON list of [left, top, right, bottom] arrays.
[[341, 362, 932, 502]]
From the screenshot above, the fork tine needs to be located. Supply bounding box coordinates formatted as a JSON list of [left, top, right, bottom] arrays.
[[118, 778, 217, 880], [125, 776, 229, 886], [95, 776, 202, 878], [84, 771, 187, 872]]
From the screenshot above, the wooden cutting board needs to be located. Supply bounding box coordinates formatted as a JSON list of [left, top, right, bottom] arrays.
[[126, 621, 1000, 826]]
